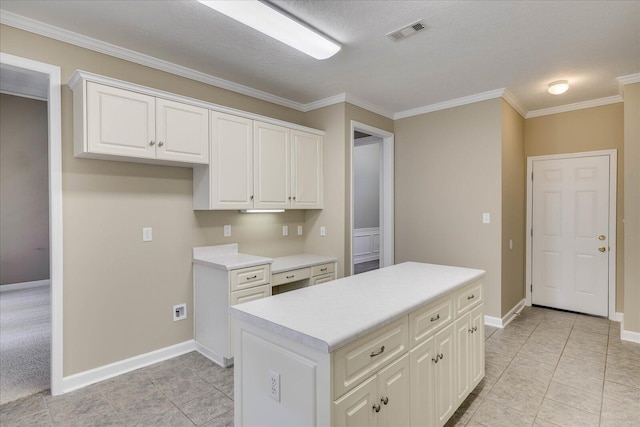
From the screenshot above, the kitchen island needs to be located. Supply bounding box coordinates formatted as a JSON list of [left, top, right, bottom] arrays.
[[230, 262, 485, 426]]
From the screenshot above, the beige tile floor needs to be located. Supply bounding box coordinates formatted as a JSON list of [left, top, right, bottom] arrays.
[[1, 306, 639, 426]]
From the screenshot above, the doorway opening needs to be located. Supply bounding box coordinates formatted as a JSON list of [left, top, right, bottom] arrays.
[[0, 53, 63, 400], [525, 150, 617, 319], [349, 121, 394, 276]]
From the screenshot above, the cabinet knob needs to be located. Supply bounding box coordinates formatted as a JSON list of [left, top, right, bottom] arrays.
[[293, 196, 296, 200], [381, 396, 389, 405], [158, 141, 164, 147], [599, 235, 606, 240], [372, 403, 381, 413], [149, 140, 156, 146], [288, 196, 292, 200], [251, 195, 254, 200]]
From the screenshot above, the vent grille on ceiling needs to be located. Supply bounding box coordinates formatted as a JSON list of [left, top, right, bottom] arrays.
[[386, 20, 427, 42]]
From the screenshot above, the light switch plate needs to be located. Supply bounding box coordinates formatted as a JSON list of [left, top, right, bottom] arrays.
[[482, 213, 490, 224], [282, 225, 288, 236], [223, 225, 231, 237], [320, 226, 326, 237], [142, 227, 152, 242], [297, 225, 303, 235]]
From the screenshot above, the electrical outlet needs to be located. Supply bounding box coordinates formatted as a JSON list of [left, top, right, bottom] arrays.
[[482, 213, 491, 224], [223, 224, 231, 237], [142, 227, 152, 242], [173, 303, 187, 321], [282, 225, 288, 236], [320, 226, 326, 237], [268, 370, 280, 402], [297, 225, 303, 235]]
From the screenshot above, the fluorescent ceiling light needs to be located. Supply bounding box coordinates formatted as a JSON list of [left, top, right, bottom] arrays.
[[240, 209, 286, 213], [548, 80, 569, 95], [197, 0, 341, 60]]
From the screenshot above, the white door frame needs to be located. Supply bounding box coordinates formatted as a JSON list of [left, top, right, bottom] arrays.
[[0, 53, 64, 395], [525, 149, 618, 320], [349, 121, 394, 275]]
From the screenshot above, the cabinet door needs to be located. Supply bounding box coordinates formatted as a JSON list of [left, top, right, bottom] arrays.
[[87, 82, 156, 159], [334, 375, 378, 427], [156, 98, 209, 164], [310, 272, 335, 286], [291, 130, 323, 209], [377, 354, 410, 427], [209, 111, 254, 209], [454, 313, 471, 405], [434, 323, 455, 427], [410, 335, 435, 427], [228, 284, 271, 358], [470, 305, 485, 389], [254, 121, 290, 209]]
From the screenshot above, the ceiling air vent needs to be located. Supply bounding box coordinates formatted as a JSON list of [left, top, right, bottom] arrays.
[[386, 20, 427, 42]]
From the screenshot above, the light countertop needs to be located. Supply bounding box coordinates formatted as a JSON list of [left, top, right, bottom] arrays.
[[271, 254, 337, 274], [192, 244, 272, 271], [230, 262, 485, 353]]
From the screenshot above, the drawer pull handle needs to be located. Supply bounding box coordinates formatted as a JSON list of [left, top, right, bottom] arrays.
[[431, 314, 440, 322], [320, 268, 328, 272], [372, 403, 381, 413], [381, 396, 389, 405], [286, 275, 295, 279], [467, 294, 475, 300], [370, 346, 385, 357], [246, 275, 258, 280]]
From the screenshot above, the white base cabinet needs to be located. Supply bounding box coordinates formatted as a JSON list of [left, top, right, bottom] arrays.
[[233, 278, 484, 426]]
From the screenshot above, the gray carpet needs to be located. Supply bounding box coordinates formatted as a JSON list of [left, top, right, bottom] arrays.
[[0, 284, 50, 405]]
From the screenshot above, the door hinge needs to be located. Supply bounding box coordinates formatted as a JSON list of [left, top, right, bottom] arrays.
[[530, 284, 533, 292], [531, 172, 534, 181], [530, 228, 533, 237]]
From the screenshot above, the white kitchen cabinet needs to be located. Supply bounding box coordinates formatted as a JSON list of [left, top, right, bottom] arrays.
[[254, 121, 290, 209], [291, 130, 323, 209], [194, 111, 254, 210], [76, 80, 209, 165], [334, 354, 410, 427]]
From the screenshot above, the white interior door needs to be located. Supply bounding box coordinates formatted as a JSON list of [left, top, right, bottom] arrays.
[[531, 155, 610, 316]]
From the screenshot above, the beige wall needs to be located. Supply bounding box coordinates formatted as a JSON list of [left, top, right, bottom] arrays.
[[0, 94, 49, 285], [622, 83, 639, 334], [1, 24, 310, 375], [524, 103, 625, 312], [394, 99, 504, 318], [501, 100, 526, 315]]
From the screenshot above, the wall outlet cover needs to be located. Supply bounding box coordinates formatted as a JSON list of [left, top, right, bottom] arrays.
[[223, 224, 231, 237]]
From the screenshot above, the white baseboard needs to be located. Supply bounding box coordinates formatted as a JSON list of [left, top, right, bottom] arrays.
[[621, 329, 640, 344], [484, 299, 526, 328], [610, 312, 624, 322], [195, 342, 233, 368], [62, 340, 196, 394], [354, 255, 380, 264], [0, 279, 50, 292]]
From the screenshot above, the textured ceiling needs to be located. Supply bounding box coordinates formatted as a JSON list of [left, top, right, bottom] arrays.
[[1, 0, 638, 116]]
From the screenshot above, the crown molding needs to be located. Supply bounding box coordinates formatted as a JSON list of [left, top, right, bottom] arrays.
[[617, 73, 640, 86], [393, 88, 506, 120], [0, 11, 308, 112], [502, 89, 527, 118], [526, 95, 623, 119], [344, 93, 395, 119], [302, 93, 347, 111]]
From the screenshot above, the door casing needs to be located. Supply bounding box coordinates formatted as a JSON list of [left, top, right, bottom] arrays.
[[525, 149, 618, 320]]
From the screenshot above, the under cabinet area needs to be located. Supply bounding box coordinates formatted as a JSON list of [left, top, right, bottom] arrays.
[[71, 78, 209, 165], [270, 255, 337, 294], [194, 112, 324, 210]]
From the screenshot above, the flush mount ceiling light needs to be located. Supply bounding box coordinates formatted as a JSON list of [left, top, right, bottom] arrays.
[[197, 0, 341, 60], [548, 80, 569, 95]]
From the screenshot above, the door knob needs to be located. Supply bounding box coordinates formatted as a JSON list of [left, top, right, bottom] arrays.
[[598, 246, 606, 252], [599, 235, 606, 241]]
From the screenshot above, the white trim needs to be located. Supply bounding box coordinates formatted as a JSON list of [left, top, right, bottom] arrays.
[[344, 94, 395, 119], [483, 299, 525, 328], [394, 88, 506, 120], [617, 73, 640, 86], [0, 279, 50, 292], [62, 340, 197, 393], [303, 93, 347, 111], [526, 96, 623, 119], [525, 150, 617, 319], [0, 52, 64, 397], [195, 342, 232, 368], [68, 70, 324, 136], [349, 121, 394, 276], [0, 88, 48, 102], [502, 89, 527, 118], [621, 329, 640, 344], [611, 312, 624, 323]]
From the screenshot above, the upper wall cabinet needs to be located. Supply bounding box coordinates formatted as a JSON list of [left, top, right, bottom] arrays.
[[70, 74, 209, 166], [194, 113, 324, 210]]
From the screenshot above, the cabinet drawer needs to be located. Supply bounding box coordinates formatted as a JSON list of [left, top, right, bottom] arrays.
[[310, 272, 335, 286], [333, 316, 409, 399], [311, 262, 334, 277], [454, 280, 483, 317], [409, 294, 453, 347], [230, 264, 270, 292], [272, 267, 310, 286], [230, 284, 271, 306]]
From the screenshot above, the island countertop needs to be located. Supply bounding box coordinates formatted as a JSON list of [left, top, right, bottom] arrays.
[[230, 262, 485, 353]]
